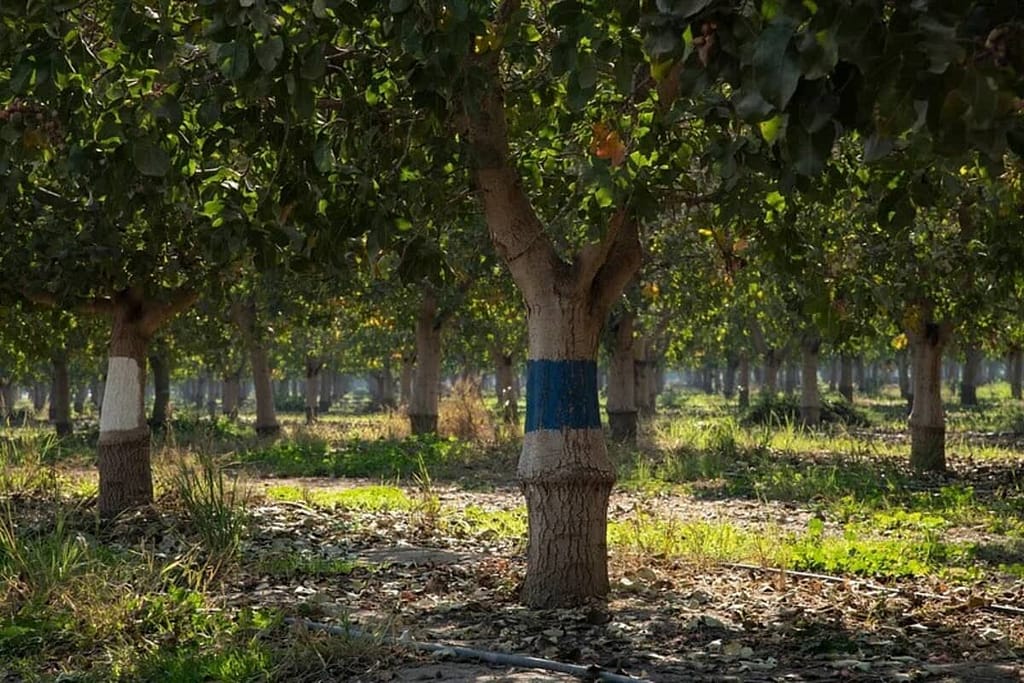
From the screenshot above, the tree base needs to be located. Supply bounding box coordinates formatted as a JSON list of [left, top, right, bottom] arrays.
[[910, 424, 946, 472], [606, 410, 637, 443], [520, 477, 613, 608], [409, 413, 438, 435], [961, 386, 978, 406], [54, 422, 73, 438], [256, 423, 281, 437], [838, 385, 854, 402], [98, 429, 153, 518], [799, 406, 821, 427]]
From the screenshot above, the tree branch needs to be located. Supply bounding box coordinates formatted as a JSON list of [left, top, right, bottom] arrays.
[[590, 214, 642, 319], [140, 289, 198, 337]]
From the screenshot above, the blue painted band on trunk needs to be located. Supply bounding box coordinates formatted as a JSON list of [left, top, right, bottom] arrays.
[[525, 359, 601, 432]]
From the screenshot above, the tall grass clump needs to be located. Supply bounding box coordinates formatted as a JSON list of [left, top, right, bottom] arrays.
[[171, 455, 251, 566], [439, 378, 495, 443]]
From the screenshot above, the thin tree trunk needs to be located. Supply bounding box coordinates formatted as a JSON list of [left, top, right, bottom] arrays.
[[828, 356, 838, 391], [738, 354, 750, 409], [762, 350, 780, 397], [854, 356, 866, 393], [800, 336, 821, 426], [222, 371, 240, 419], [605, 312, 636, 443], [149, 350, 170, 430], [409, 291, 442, 435], [233, 302, 279, 436], [783, 361, 798, 395], [32, 382, 46, 414], [839, 354, 854, 402], [723, 356, 738, 400], [961, 344, 981, 406], [305, 357, 322, 424], [205, 373, 218, 419], [1009, 348, 1022, 400], [400, 351, 415, 407], [633, 336, 652, 417], [494, 348, 519, 427], [897, 350, 912, 406], [908, 316, 952, 473], [73, 385, 87, 416], [51, 353, 72, 437], [318, 369, 334, 414]]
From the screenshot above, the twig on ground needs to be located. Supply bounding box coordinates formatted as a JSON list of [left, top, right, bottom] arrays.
[[284, 616, 649, 682], [722, 562, 1024, 617]]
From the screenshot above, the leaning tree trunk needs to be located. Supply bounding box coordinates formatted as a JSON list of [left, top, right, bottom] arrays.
[[1009, 347, 1022, 400], [97, 288, 195, 517], [493, 347, 519, 427], [799, 336, 821, 426], [908, 317, 952, 473], [839, 354, 854, 403], [409, 291, 442, 436], [605, 312, 637, 443], [738, 354, 751, 409], [51, 353, 72, 437], [304, 357, 322, 424], [960, 344, 982, 407], [149, 350, 170, 430]]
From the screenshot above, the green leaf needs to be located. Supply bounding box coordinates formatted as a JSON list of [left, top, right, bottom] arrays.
[[752, 23, 801, 110], [217, 41, 250, 81], [256, 37, 284, 72], [759, 114, 785, 143], [314, 140, 335, 173], [132, 141, 170, 177], [389, 0, 413, 13]]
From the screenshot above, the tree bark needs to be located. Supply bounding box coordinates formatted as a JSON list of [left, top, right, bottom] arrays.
[[827, 356, 838, 391], [960, 344, 981, 406], [400, 351, 415, 407], [908, 316, 952, 473], [305, 356, 323, 424], [97, 288, 195, 517], [1009, 347, 1022, 400], [633, 336, 652, 418], [318, 369, 334, 414], [409, 291, 442, 435], [233, 301, 279, 436], [839, 354, 854, 403], [51, 353, 72, 437], [783, 361, 798, 395], [762, 350, 780, 397], [494, 348, 519, 427], [800, 336, 821, 426], [738, 354, 750, 409], [897, 350, 912, 407], [605, 312, 636, 443], [368, 357, 397, 411], [32, 382, 46, 414], [222, 371, 240, 419], [73, 385, 87, 416], [723, 356, 738, 400], [854, 356, 866, 394], [149, 350, 170, 430]]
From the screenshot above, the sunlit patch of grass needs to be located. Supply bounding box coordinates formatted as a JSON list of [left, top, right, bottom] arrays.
[[253, 552, 361, 580], [448, 505, 527, 540], [264, 484, 414, 511]]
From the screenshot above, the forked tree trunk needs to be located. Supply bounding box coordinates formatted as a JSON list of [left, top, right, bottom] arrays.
[[839, 354, 854, 402], [149, 350, 170, 430], [738, 354, 750, 409], [305, 357, 323, 424], [97, 288, 195, 517], [51, 353, 72, 437], [908, 317, 952, 472], [1009, 348, 1022, 400], [409, 291, 442, 435], [960, 344, 981, 406], [400, 352, 415, 407], [605, 312, 636, 443], [799, 336, 821, 426], [493, 348, 519, 427], [466, 60, 640, 607], [233, 302, 279, 436]]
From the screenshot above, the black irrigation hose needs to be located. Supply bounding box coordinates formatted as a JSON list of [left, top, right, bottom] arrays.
[[284, 617, 650, 683]]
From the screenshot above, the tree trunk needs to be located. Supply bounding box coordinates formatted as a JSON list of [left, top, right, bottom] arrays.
[[738, 354, 750, 409], [97, 288, 196, 517], [605, 312, 636, 443], [1009, 348, 1022, 400], [318, 369, 333, 414], [205, 373, 218, 419], [783, 361, 798, 395], [800, 336, 821, 426], [634, 335, 654, 417], [369, 357, 397, 411], [854, 356, 866, 394], [149, 350, 170, 430], [897, 350, 912, 406], [334, 372, 350, 402], [73, 385, 87, 416], [828, 357, 838, 391], [233, 302, 279, 436], [32, 382, 46, 414], [305, 357, 322, 424], [494, 348, 519, 427], [409, 291, 442, 435], [723, 356, 738, 400], [222, 371, 240, 419], [762, 350, 780, 397], [0, 382, 11, 423], [51, 353, 72, 437], [400, 352, 415, 407], [908, 318, 952, 473], [193, 374, 206, 410], [960, 344, 981, 407], [839, 354, 854, 402]]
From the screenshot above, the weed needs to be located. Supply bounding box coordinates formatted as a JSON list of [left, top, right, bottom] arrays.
[[171, 455, 251, 570]]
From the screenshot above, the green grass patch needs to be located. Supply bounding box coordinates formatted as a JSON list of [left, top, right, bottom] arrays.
[[253, 553, 360, 580], [264, 484, 414, 511]]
